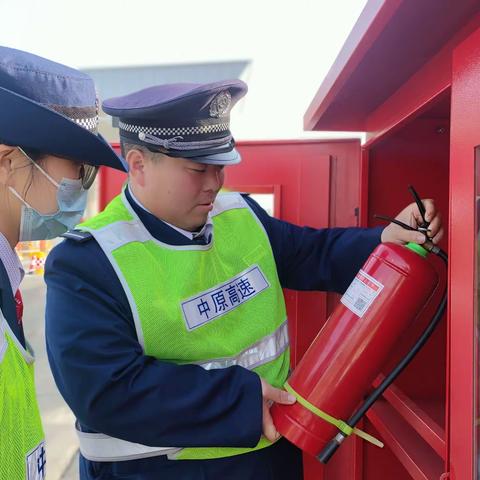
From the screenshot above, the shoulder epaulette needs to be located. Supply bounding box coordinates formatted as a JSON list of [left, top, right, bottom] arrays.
[[61, 229, 93, 243]]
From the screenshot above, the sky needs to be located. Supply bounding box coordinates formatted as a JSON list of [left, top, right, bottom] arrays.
[[0, 0, 369, 139]]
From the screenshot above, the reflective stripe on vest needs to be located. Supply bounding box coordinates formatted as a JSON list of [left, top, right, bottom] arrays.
[[77, 191, 289, 462], [1, 313, 34, 365], [0, 319, 8, 363], [194, 319, 289, 370], [76, 426, 181, 462]]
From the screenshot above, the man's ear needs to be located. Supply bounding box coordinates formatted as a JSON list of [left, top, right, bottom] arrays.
[[126, 148, 148, 187], [0, 145, 17, 186]]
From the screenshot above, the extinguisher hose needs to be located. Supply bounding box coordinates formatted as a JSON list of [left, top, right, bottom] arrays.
[[317, 246, 448, 464]]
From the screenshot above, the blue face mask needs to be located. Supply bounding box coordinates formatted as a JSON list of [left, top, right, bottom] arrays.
[[9, 152, 88, 241]]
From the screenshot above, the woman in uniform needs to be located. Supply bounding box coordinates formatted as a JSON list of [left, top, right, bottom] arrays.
[[0, 46, 126, 480]]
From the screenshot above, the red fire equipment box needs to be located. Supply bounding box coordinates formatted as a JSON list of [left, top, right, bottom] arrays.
[[300, 0, 480, 478]]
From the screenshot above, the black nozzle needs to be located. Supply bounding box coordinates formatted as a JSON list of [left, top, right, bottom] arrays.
[[317, 434, 346, 464]]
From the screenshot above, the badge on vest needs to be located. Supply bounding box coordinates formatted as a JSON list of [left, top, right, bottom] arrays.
[[181, 265, 270, 331], [26, 440, 46, 480]]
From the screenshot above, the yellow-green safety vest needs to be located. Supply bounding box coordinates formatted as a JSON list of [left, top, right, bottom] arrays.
[[75, 191, 289, 462], [0, 310, 46, 479]]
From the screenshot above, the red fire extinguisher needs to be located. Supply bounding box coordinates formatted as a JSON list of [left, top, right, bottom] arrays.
[[271, 186, 447, 463]]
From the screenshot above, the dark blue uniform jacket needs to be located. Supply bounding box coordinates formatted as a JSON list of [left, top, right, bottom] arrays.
[[45, 189, 383, 480]]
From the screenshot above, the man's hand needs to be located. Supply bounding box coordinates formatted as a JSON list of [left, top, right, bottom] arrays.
[[260, 378, 296, 442], [381, 199, 444, 245]]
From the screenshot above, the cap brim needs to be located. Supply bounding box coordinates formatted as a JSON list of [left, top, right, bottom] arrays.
[[189, 146, 241, 165], [0, 87, 127, 172]]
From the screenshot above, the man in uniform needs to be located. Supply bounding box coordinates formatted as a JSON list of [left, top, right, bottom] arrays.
[[45, 80, 443, 480]]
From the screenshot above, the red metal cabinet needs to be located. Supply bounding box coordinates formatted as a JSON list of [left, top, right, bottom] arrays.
[[98, 145, 126, 210], [303, 1, 480, 478]]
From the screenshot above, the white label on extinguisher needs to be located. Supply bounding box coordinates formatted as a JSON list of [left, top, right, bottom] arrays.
[[340, 269, 384, 318]]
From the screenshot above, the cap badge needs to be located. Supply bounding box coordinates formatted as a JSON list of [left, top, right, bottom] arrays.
[[209, 91, 232, 118]]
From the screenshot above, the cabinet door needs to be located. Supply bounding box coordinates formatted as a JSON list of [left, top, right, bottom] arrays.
[[227, 139, 362, 480], [450, 25, 480, 480]]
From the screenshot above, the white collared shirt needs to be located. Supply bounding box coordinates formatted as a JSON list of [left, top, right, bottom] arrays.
[[0, 232, 24, 293], [128, 187, 213, 241]]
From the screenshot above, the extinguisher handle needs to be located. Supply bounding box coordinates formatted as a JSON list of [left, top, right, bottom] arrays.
[[408, 184, 430, 230], [374, 185, 432, 239], [373, 215, 419, 232]]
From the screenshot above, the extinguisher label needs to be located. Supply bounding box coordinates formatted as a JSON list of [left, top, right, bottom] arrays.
[[340, 269, 384, 317]]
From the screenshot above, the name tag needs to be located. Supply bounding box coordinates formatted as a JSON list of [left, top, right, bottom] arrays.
[[181, 265, 270, 331], [26, 441, 46, 480]]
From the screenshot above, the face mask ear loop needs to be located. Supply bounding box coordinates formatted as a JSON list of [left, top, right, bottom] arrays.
[[8, 186, 34, 210], [17, 147, 60, 188]]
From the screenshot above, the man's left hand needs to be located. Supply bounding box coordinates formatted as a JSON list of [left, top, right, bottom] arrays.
[[380, 199, 444, 245]]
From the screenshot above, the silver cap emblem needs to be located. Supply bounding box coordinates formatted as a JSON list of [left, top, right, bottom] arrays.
[[209, 91, 232, 118]]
